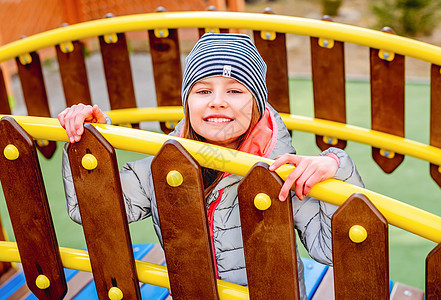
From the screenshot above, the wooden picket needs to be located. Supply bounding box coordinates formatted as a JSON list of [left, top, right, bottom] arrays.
[[0, 117, 66, 299], [67, 124, 141, 299]]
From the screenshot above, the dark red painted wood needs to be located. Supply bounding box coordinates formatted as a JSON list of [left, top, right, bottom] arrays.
[[56, 40, 92, 107], [426, 243, 441, 299], [151, 140, 219, 299], [238, 162, 300, 300], [15, 51, 56, 158], [67, 124, 141, 299], [310, 19, 347, 151], [0, 67, 11, 114], [370, 28, 405, 173], [332, 193, 389, 300], [430, 64, 441, 188], [0, 116, 66, 299]]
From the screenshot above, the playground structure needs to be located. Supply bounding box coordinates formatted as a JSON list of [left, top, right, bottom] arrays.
[[0, 7, 440, 300]]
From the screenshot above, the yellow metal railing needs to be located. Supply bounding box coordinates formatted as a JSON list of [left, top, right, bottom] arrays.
[[0, 11, 441, 65], [105, 107, 441, 167], [0, 241, 249, 300], [2, 114, 441, 244]]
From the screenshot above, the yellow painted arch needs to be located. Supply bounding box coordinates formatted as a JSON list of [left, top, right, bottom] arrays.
[[1, 115, 441, 244], [0, 11, 441, 65], [105, 107, 441, 167], [0, 241, 249, 300]]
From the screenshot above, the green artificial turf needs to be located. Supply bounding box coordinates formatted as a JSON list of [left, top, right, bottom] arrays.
[[0, 78, 439, 290]]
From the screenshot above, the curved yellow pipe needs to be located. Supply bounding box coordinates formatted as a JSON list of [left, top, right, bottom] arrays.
[[1, 115, 441, 243], [105, 107, 441, 166], [0, 12, 441, 65], [0, 241, 249, 299]]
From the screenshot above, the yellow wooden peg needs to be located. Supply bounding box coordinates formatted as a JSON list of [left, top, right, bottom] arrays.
[[36, 139, 49, 147], [108, 287, 123, 300], [104, 33, 118, 44], [35, 274, 50, 289], [4, 144, 19, 160], [154, 28, 169, 38], [349, 225, 367, 243], [380, 149, 395, 159], [260, 31, 276, 41], [254, 193, 271, 210], [59, 41, 74, 53], [18, 53, 32, 65], [378, 49, 395, 61], [204, 28, 220, 34], [318, 38, 334, 49], [81, 154, 98, 170], [323, 136, 338, 146], [166, 170, 183, 187]]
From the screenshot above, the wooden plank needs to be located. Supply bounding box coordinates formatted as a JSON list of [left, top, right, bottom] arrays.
[[370, 28, 405, 173], [430, 64, 441, 188], [15, 51, 56, 159], [67, 124, 141, 299], [253, 8, 290, 114], [390, 282, 424, 300], [56, 40, 92, 107], [198, 5, 229, 37], [0, 214, 12, 276], [0, 116, 66, 299], [99, 31, 138, 128], [310, 19, 347, 151], [332, 193, 389, 299], [148, 25, 182, 134], [0, 66, 11, 114], [426, 243, 441, 299], [311, 267, 334, 300], [237, 162, 300, 300], [151, 140, 219, 300]]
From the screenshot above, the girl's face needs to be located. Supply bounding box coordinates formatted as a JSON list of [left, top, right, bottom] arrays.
[[187, 76, 254, 148]]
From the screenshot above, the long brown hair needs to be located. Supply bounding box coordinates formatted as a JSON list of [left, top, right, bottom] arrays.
[[183, 100, 261, 199]]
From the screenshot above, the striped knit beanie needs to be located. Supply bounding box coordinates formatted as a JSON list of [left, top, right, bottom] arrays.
[[182, 33, 268, 118]]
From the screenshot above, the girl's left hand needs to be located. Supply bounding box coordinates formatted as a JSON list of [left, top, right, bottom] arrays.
[[269, 154, 338, 201]]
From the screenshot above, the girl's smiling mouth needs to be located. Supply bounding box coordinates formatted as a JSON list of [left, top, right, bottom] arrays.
[[203, 115, 234, 124]]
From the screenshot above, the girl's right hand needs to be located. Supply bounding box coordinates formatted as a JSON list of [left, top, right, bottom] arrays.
[[57, 104, 107, 143]]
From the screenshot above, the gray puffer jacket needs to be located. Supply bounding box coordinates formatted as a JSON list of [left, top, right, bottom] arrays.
[[62, 107, 364, 300]]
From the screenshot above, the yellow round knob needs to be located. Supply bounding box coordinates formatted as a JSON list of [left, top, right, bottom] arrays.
[[35, 274, 50, 289], [349, 225, 367, 243], [254, 193, 272, 210], [36, 139, 49, 147], [166, 170, 183, 187], [81, 154, 98, 170], [108, 287, 123, 300], [4, 144, 19, 160]]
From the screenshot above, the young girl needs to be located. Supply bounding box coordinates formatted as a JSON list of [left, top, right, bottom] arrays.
[[58, 33, 363, 299]]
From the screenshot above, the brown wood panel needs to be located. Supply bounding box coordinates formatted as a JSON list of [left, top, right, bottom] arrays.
[[67, 124, 141, 299], [311, 34, 347, 151], [148, 28, 182, 133], [253, 10, 290, 114], [56, 40, 92, 107], [15, 51, 56, 159], [370, 33, 405, 173], [0, 67, 11, 114], [237, 162, 300, 300], [99, 32, 138, 128], [0, 117, 66, 299], [332, 193, 389, 300], [151, 140, 219, 299], [426, 243, 441, 299], [430, 64, 441, 188]]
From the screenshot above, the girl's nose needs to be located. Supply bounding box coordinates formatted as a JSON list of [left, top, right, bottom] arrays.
[[209, 92, 227, 109]]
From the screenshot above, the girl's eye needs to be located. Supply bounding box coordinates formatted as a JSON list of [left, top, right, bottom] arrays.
[[229, 89, 243, 94], [196, 90, 211, 94]]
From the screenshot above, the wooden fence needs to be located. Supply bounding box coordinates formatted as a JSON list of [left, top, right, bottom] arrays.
[[0, 116, 439, 299], [0, 7, 440, 299]]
